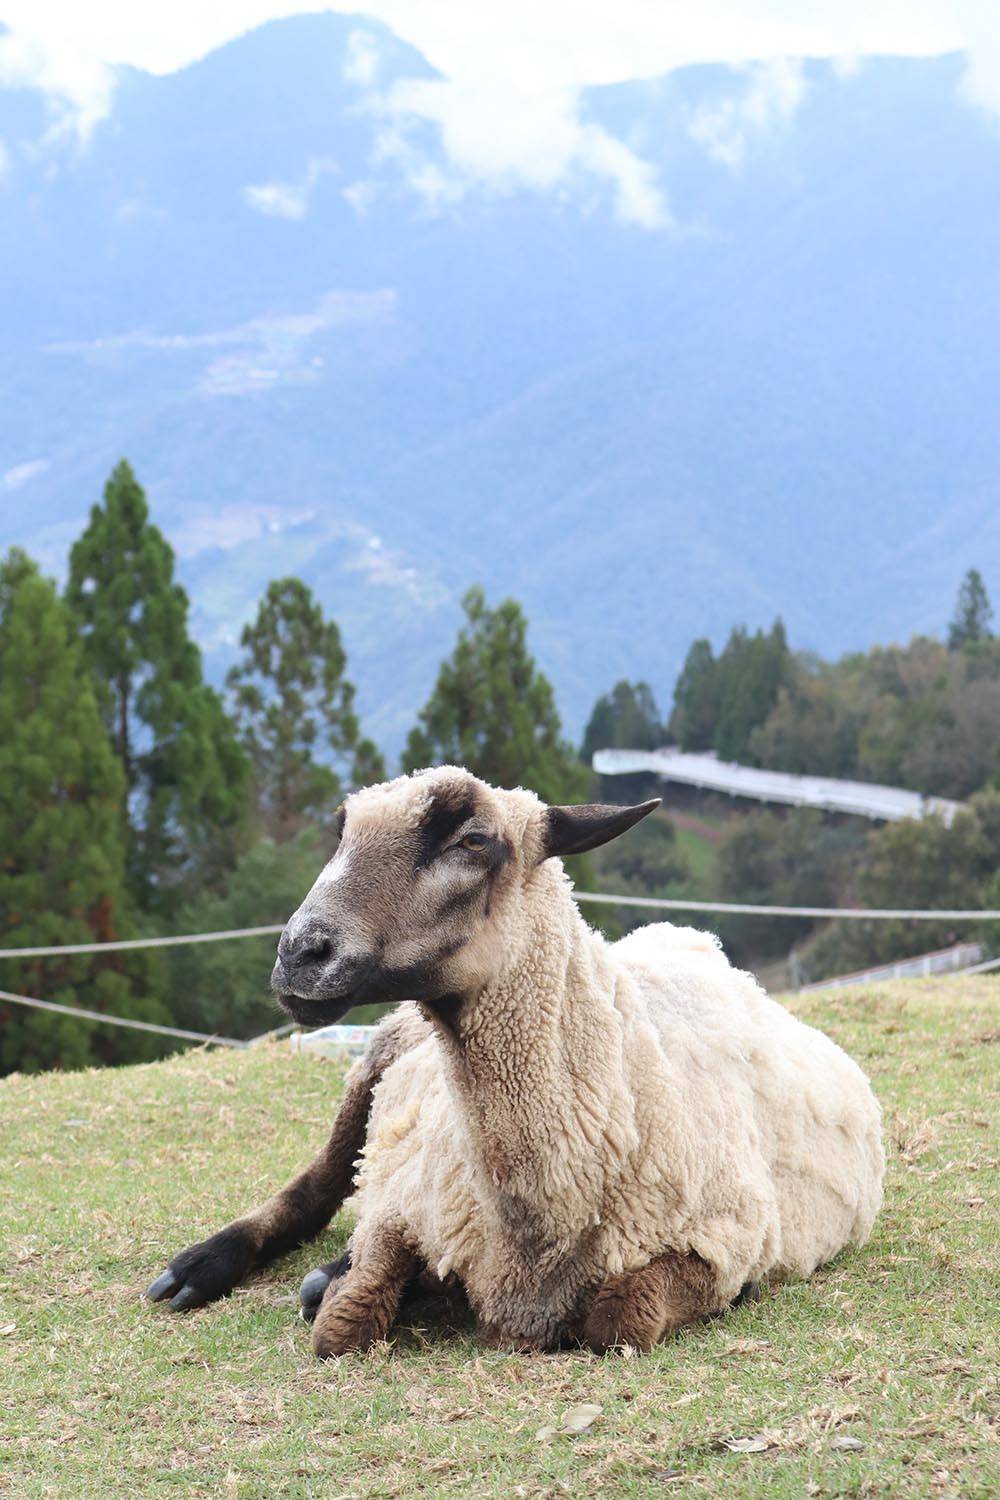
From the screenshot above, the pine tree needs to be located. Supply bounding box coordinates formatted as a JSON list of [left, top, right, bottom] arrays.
[[402, 586, 587, 805], [948, 568, 993, 651], [713, 620, 791, 762], [669, 638, 718, 750], [227, 576, 385, 840], [580, 680, 663, 764], [0, 552, 167, 1073], [65, 461, 248, 906]]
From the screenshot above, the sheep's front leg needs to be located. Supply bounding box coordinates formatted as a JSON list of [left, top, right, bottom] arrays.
[[147, 1018, 411, 1311], [582, 1250, 722, 1353], [311, 1225, 417, 1358]]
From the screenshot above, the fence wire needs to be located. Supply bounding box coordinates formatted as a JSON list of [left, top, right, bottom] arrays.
[[2, 892, 1000, 963]]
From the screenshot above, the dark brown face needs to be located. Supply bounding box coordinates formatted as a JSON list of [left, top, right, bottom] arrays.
[[270, 774, 514, 1028]]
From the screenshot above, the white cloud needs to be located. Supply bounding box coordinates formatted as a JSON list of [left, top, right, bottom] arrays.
[[0, 138, 8, 176], [0, 25, 112, 140], [955, 0, 1000, 115], [371, 74, 670, 227], [47, 289, 397, 397], [3, 0, 1000, 206], [342, 177, 378, 216], [689, 57, 808, 170], [243, 156, 337, 220], [3, 458, 49, 491], [343, 26, 380, 88]]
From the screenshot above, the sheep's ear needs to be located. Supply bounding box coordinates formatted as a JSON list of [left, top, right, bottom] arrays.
[[539, 798, 660, 861]]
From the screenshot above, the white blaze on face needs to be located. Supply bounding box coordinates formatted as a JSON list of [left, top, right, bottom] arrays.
[[312, 843, 353, 891]]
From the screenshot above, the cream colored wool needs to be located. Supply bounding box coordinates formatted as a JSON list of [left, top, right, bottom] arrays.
[[343, 785, 885, 1347]]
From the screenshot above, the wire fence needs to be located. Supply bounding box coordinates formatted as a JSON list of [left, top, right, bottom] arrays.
[[2, 890, 1000, 964], [0, 987, 249, 1048], [1, 888, 996, 1048]]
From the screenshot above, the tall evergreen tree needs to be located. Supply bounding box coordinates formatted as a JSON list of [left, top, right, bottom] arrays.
[[227, 577, 385, 840], [580, 680, 663, 764], [0, 552, 167, 1073], [66, 461, 248, 906], [669, 638, 718, 750], [402, 586, 587, 805], [713, 619, 791, 762], [581, 679, 663, 803], [948, 568, 993, 651]]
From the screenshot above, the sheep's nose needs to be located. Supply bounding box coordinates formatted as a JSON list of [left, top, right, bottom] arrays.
[[277, 921, 338, 977]]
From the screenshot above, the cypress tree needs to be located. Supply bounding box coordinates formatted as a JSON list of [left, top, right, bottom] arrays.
[[402, 586, 587, 805], [669, 638, 718, 750], [948, 568, 993, 651], [66, 461, 248, 907], [0, 552, 167, 1073], [713, 620, 791, 762], [227, 577, 385, 840], [580, 680, 663, 764]]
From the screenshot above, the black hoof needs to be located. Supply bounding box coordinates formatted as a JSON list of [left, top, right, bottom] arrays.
[[146, 1225, 258, 1312], [299, 1251, 351, 1323], [733, 1280, 762, 1306]]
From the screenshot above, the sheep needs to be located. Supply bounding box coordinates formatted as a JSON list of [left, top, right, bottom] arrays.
[[150, 765, 884, 1358]]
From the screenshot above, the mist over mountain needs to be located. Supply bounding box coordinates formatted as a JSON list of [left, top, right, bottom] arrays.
[[2, 12, 999, 750]]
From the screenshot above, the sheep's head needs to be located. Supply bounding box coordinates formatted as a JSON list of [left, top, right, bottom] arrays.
[[271, 765, 658, 1027]]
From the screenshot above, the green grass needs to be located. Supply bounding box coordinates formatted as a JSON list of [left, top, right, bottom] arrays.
[[1, 979, 998, 1498], [670, 824, 719, 892]]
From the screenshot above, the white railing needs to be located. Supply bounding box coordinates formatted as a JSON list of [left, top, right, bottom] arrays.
[[593, 747, 963, 826], [797, 941, 983, 993]]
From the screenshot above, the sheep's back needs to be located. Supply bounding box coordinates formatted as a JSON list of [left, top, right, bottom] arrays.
[[609, 922, 885, 1289]]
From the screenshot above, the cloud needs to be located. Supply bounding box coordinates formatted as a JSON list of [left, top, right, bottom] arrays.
[[4, 1, 1000, 198], [0, 25, 112, 141], [3, 458, 49, 491], [343, 26, 380, 87], [342, 178, 378, 216], [47, 289, 397, 397], [955, 0, 1000, 115], [371, 74, 671, 228], [688, 57, 808, 170], [243, 156, 338, 220]]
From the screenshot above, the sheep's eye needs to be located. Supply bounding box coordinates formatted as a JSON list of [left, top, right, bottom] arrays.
[[460, 832, 489, 851]]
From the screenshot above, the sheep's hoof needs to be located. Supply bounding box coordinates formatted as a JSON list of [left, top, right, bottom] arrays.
[[146, 1224, 258, 1311], [582, 1275, 667, 1353], [299, 1251, 352, 1323], [311, 1308, 385, 1359], [732, 1280, 761, 1306]]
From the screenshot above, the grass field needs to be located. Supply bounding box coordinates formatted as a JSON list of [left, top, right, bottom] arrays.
[[669, 824, 720, 892], [1, 978, 997, 1498]]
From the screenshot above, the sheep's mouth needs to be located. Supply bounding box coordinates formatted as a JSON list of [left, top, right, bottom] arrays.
[[276, 989, 361, 1029]]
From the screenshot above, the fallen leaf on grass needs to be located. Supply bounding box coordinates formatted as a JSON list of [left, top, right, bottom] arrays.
[[720, 1435, 770, 1453], [563, 1403, 603, 1435], [536, 1403, 603, 1440], [0, 1324, 16, 1336], [829, 1435, 865, 1452]]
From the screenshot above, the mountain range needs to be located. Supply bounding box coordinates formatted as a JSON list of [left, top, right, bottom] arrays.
[[2, 13, 999, 751]]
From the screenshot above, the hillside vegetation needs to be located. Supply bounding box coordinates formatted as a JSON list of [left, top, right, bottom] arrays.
[[1, 979, 997, 1497]]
